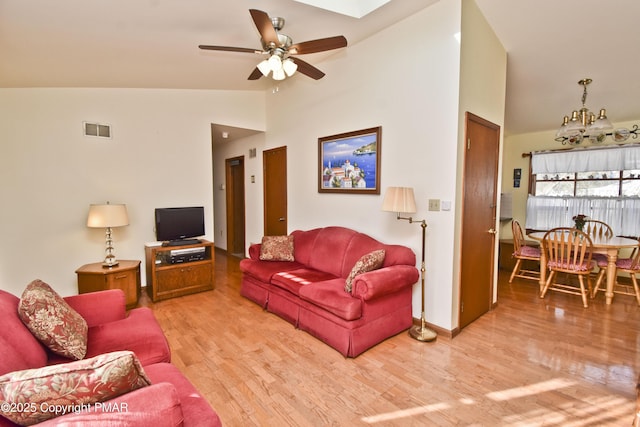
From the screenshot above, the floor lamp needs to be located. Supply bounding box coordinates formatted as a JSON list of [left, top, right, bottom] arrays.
[[382, 187, 437, 342]]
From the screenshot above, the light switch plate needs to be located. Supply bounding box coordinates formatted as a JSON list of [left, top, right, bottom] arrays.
[[428, 199, 440, 211]]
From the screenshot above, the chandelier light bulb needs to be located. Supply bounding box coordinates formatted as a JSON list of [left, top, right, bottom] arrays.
[[556, 116, 570, 138], [591, 108, 614, 132]]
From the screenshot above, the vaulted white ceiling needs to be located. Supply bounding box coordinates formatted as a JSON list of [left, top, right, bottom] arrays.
[[2, 0, 640, 136]]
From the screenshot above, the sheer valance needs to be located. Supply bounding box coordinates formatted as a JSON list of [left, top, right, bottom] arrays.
[[526, 195, 640, 238], [531, 144, 640, 174]]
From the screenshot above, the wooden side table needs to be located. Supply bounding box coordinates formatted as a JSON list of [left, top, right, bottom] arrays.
[[76, 260, 141, 309]]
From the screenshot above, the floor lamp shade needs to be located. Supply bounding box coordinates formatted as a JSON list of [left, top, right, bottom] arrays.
[[87, 203, 129, 267], [382, 187, 417, 214]]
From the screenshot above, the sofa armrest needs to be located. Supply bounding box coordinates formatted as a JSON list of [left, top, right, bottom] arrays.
[[64, 289, 127, 327], [248, 243, 262, 260], [352, 265, 419, 301], [35, 382, 184, 426]]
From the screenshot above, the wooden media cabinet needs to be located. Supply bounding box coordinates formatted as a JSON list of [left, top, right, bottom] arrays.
[[145, 239, 214, 302]]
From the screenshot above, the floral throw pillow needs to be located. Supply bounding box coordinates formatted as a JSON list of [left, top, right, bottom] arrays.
[[18, 279, 88, 360], [345, 249, 386, 293], [259, 235, 295, 261], [0, 350, 151, 426]]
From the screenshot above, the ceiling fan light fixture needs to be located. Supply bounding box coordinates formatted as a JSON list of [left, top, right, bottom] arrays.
[[282, 58, 297, 76], [272, 68, 286, 81], [257, 59, 271, 76], [268, 54, 282, 72]]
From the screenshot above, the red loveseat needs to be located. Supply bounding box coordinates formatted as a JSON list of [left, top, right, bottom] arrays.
[[240, 226, 420, 357], [0, 288, 220, 426]]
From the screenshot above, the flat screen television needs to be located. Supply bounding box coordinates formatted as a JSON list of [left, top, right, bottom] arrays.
[[155, 207, 205, 246]]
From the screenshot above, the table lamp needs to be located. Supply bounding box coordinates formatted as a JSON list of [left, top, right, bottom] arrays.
[[382, 187, 437, 342], [87, 202, 129, 267]]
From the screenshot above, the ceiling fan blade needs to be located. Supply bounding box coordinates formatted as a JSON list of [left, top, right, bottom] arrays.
[[290, 57, 325, 80], [288, 36, 347, 55], [248, 67, 263, 80], [249, 9, 279, 47], [199, 45, 262, 54]]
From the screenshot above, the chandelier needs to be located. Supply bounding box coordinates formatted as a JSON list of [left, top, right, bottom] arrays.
[[555, 78, 639, 145]]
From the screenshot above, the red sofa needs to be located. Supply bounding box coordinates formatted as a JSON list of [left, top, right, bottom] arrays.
[[0, 288, 221, 427], [240, 226, 420, 357]]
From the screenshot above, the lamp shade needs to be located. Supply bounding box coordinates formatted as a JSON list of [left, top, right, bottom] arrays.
[[87, 203, 129, 228], [382, 187, 417, 214]]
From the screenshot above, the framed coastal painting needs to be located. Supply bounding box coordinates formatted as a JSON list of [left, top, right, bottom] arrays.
[[318, 126, 381, 194]]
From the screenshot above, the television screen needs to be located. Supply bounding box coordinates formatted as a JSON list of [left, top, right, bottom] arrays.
[[155, 207, 205, 244]]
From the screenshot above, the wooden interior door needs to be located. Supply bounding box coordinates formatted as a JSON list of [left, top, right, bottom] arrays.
[[459, 112, 500, 329], [225, 156, 245, 255], [263, 146, 287, 236]]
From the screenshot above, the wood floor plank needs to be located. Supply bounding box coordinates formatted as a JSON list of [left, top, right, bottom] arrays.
[[140, 249, 639, 426]]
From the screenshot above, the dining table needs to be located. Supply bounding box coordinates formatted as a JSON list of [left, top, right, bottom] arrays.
[[527, 231, 639, 305]]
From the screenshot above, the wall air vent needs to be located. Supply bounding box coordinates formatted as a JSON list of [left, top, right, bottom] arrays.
[[83, 122, 112, 139]]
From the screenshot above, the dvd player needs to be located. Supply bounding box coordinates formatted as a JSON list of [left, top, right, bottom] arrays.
[[165, 247, 206, 264]]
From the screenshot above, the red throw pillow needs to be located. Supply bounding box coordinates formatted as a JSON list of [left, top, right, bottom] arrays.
[[259, 235, 295, 261], [18, 279, 88, 360], [0, 350, 151, 426], [345, 250, 386, 293]]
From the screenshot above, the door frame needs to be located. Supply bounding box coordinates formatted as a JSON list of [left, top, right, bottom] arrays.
[[225, 156, 245, 255], [263, 146, 288, 236], [458, 112, 500, 330]]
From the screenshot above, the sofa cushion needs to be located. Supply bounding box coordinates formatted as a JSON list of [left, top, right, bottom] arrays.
[[307, 227, 359, 277], [345, 249, 385, 293], [240, 258, 303, 283], [299, 279, 362, 321], [0, 291, 47, 376], [145, 363, 222, 426], [18, 280, 88, 360], [271, 268, 338, 295], [0, 350, 150, 426], [33, 382, 185, 427], [259, 235, 295, 261], [46, 307, 172, 367]]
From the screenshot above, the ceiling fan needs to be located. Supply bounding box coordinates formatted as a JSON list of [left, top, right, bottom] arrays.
[[199, 9, 347, 81]]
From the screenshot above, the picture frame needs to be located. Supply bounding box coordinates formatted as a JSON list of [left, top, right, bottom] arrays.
[[318, 126, 381, 194]]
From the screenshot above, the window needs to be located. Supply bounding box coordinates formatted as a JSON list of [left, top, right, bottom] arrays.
[[534, 169, 640, 197], [526, 145, 640, 237]]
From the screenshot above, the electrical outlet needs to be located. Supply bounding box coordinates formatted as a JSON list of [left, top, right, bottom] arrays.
[[428, 199, 440, 211]]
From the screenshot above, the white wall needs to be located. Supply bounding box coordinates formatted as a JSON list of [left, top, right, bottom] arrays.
[[0, 88, 265, 296], [213, 0, 465, 331], [458, 0, 507, 311]]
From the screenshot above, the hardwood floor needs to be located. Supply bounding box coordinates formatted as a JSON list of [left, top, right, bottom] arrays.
[[141, 249, 639, 426]]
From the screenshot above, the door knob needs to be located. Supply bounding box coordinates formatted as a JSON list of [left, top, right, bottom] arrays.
[[487, 228, 497, 234], [278, 217, 285, 222]]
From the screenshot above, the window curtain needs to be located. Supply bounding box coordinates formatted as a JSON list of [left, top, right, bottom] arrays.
[[526, 195, 640, 238], [531, 144, 640, 174], [527, 144, 640, 238]]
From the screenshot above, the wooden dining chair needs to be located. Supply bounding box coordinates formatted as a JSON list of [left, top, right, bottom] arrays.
[[583, 219, 613, 275], [592, 238, 640, 305], [584, 219, 614, 239], [540, 227, 596, 308], [509, 220, 541, 283]]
